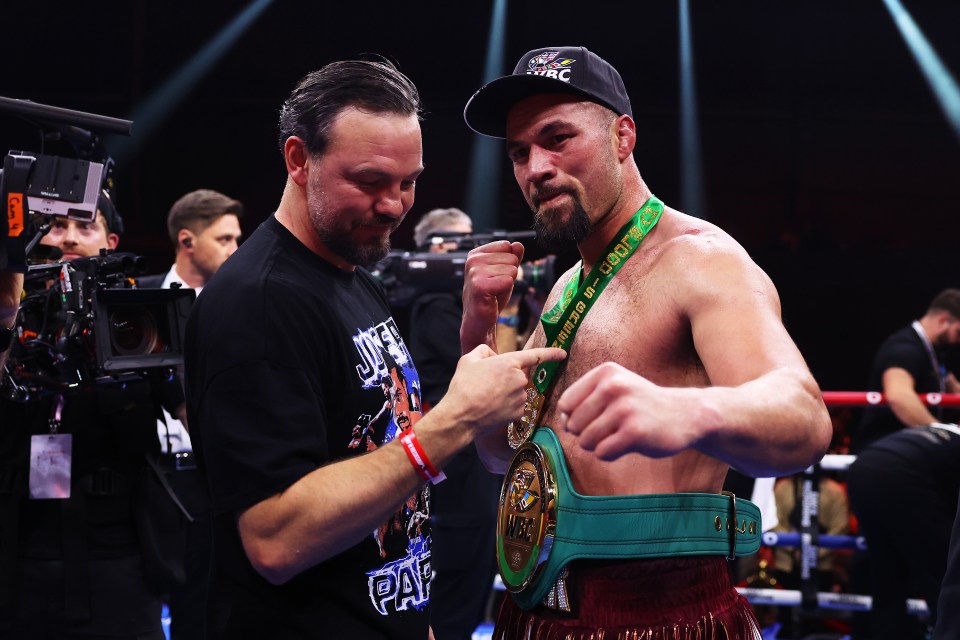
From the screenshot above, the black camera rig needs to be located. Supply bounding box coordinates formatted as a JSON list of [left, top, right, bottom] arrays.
[[1, 97, 195, 400], [5, 253, 195, 400], [0, 96, 132, 273], [370, 231, 557, 308]]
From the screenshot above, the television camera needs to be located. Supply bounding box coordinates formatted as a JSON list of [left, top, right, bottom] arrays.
[[1, 97, 194, 400], [370, 230, 557, 308]]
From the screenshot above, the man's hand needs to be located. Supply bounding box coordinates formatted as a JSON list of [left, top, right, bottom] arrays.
[[439, 344, 565, 438], [946, 372, 960, 394], [460, 240, 524, 352], [557, 362, 701, 461], [0, 270, 24, 372], [0, 271, 24, 327]]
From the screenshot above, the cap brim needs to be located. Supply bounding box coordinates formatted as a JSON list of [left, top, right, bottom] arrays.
[[463, 74, 600, 139]]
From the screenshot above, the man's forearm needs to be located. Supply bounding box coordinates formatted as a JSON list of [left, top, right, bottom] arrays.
[[889, 395, 938, 427], [696, 367, 832, 477], [460, 316, 497, 354], [239, 437, 427, 585], [239, 342, 568, 584], [240, 401, 475, 585]]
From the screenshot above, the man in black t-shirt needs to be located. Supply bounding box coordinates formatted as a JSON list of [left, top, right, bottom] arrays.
[[848, 289, 960, 639], [184, 60, 564, 639], [853, 289, 960, 452]]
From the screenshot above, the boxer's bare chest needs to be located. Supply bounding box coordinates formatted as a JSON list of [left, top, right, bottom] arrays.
[[525, 245, 722, 494]]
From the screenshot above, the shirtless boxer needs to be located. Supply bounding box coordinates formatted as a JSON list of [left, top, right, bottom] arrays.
[[461, 46, 832, 639]]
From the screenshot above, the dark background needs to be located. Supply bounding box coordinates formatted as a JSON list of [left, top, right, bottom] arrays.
[[3, 0, 959, 395]]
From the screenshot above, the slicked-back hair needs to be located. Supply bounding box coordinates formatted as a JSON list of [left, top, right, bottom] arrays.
[[929, 289, 960, 318], [277, 59, 423, 158]]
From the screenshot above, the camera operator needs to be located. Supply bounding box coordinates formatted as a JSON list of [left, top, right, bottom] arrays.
[[407, 208, 500, 639], [407, 207, 547, 639], [41, 191, 119, 260], [139, 188, 243, 640], [0, 193, 176, 640], [408, 207, 478, 400]]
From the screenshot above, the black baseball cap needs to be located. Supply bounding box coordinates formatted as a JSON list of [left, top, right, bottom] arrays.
[[98, 189, 124, 236], [464, 46, 633, 139]]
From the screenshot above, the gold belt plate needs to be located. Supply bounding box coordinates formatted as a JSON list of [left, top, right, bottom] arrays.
[[496, 440, 558, 592]]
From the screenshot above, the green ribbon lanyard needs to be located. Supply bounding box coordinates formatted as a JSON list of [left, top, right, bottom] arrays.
[[531, 196, 663, 395]]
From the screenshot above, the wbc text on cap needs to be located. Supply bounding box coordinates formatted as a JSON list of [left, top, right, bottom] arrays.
[[464, 46, 633, 139]]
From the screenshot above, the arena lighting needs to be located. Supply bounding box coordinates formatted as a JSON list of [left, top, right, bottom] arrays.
[[678, 0, 706, 219], [464, 0, 508, 232], [883, 0, 960, 145], [110, 0, 275, 163]]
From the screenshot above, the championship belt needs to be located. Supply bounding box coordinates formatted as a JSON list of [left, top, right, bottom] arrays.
[[496, 427, 763, 610]]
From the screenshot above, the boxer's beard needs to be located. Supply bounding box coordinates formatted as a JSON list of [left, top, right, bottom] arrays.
[[532, 195, 592, 250]]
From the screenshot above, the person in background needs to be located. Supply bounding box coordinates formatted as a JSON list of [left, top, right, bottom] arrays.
[[848, 424, 960, 640], [772, 474, 850, 590], [845, 290, 960, 639], [772, 407, 852, 597], [139, 188, 243, 640], [138, 189, 243, 293], [139, 189, 243, 454], [935, 490, 960, 639], [413, 207, 472, 254], [852, 288, 960, 453], [408, 207, 505, 639], [0, 193, 175, 640]]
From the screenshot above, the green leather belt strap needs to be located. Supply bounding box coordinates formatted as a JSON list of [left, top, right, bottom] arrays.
[[548, 428, 761, 559], [500, 427, 762, 609]]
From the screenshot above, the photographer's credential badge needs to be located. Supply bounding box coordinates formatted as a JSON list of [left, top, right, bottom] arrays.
[[29, 434, 72, 499]]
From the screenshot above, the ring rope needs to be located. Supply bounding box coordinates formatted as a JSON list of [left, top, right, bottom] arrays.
[[817, 454, 856, 471], [737, 587, 928, 615], [761, 531, 867, 551], [822, 390, 960, 407]]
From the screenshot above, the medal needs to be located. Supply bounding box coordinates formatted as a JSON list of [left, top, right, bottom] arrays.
[[507, 383, 544, 449], [504, 196, 665, 450]]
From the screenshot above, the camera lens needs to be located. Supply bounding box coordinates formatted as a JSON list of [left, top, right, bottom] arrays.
[[108, 310, 160, 356]]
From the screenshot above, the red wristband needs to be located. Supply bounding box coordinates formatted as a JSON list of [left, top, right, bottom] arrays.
[[399, 428, 446, 485]]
